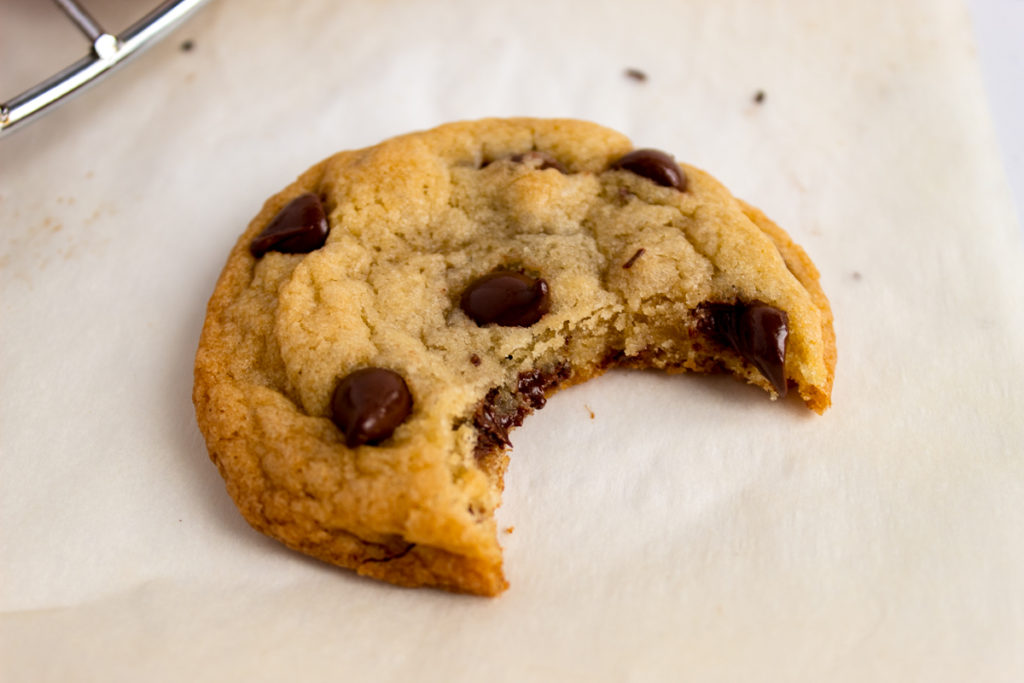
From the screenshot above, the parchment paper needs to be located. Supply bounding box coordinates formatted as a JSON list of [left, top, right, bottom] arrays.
[[2, 1, 1023, 680]]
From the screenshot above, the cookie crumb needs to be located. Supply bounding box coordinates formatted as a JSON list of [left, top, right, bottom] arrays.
[[851, 271, 862, 281], [622, 248, 646, 269], [753, 90, 766, 104], [504, 526, 515, 534], [180, 39, 195, 52], [470, 353, 481, 366], [585, 405, 595, 419], [624, 68, 648, 83]]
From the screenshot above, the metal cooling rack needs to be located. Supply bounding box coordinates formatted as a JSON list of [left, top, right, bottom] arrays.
[[0, 0, 209, 138]]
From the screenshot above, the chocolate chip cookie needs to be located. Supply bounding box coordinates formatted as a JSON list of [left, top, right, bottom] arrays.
[[193, 118, 835, 596]]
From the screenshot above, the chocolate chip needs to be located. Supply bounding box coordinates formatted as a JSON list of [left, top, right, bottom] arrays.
[[250, 193, 329, 257], [460, 271, 550, 327], [610, 149, 687, 191], [702, 302, 789, 396], [508, 151, 568, 174], [330, 368, 412, 448]]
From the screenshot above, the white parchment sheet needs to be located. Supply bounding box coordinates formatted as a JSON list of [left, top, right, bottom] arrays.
[[2, 1, 1023, 680]]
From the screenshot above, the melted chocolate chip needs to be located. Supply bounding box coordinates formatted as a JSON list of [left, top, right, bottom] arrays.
[[473, 387, 517, 450], [460, 271, 550, 327], [702, 302, 789, 396], [508, 151, 568, 173], [517, 370, 550, 409], [250, 193, 329, 257], [331, 368, 412, 448], [472, 362, 571, 456], [610, 149, 687, 191]]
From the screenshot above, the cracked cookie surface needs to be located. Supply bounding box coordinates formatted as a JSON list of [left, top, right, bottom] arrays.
[[193, 118, 835, 595]]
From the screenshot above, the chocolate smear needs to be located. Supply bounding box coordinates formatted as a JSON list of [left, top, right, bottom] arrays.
[[622, 248, 646, 269]]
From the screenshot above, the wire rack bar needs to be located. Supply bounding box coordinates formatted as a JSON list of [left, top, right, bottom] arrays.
[[1, 0, 209, 138]]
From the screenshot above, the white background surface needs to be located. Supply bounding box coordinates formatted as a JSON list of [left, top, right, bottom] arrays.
[[2, 1, 1024, 681], [966, 0, 1024, 232]]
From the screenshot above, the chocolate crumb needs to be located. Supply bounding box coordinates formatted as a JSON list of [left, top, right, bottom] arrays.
[[470, 353, 482, 366], [622, 248, 646, 269], [625, 68, 648, 82], [753, 90, 766, 104], [180, 39, 195, 52], [506, 354, 513, 360]]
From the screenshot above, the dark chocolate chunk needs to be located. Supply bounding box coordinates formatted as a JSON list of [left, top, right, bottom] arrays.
[[610, 149, 687, 191], [460, 271, 550, 327], [508, 151, 568, 174], [331, 368, 412, 448], [702, 302, 789, 396], [250, 193, 329, 257]]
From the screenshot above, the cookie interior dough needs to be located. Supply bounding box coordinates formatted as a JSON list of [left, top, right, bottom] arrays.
[[193, 118, 836, 596]]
